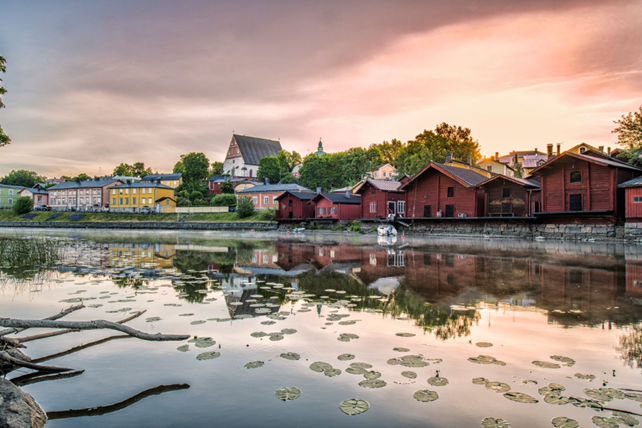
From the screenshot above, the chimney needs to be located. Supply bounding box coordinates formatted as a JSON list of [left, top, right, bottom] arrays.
[[345, 190, 350, 198], [608, 147, 612, 156], [547, 144, 553, 158], [535, 148, 538, 153], [494, 152, 499, 161], [556, 143, 561, 155], [598, 146, 604, 153], [445, 152, 453, 163]]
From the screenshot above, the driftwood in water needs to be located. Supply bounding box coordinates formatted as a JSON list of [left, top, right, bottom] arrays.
[[46, 383, 191, 420], [0, 303, 85, 337], [0, 336, 25, 348], [0, 351, 74, 373], [12, 370, 85, 387], [0, 316, 189, 341], [17, 310, 146, 343], [32, 334, 130, 364]]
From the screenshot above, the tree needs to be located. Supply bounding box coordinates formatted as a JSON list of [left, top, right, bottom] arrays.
[[210, 162, 224, 176], [276, 150, 302, 175], [433, 122, 481, 163], [113, 163, 132, 176], [257, 157, 281, 184], [1, 170, 46, 188], [237, 196, 254, 218], [613, 106, 642, 162], [13, 197, 33, 215], [370, 139, 404, 165], [279, 173, 296, 184], [131, 162, 153, 178], [176, 152, 210, 191], [74, 173, 91, 181], [220, 181, 234, 194], [211, 194, 237, 207], [0, 55, 10, 147]]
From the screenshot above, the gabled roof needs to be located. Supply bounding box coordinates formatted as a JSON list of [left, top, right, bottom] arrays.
[[498, 150, 547, 164], [353, 179, 403, 193], [155, 196, 177, 203], [400, 162, 488, 190], [275, 191, 316, 201], [113, 182, 174, 190], [309, 193, 361, 205], [233, 134, 282, 165], [521, 154, 549, 169], [530, 150, 642, 175], [0, 183, 25, 189], [20, 187, 49, 195], [49, 179, 121, 190], [141, 173, 182, 182], [618, 176, 642, 188], [479, 174, 540, 188], [237, 183, 312, 194]]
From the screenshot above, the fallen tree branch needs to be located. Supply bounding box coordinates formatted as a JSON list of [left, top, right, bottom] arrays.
[[1, 315, 189, 342], [47, 383, 190, 420], [18, 310, 147, 343], [0, 336, 25, 349], [0, 303, 85, 336], [12, 370, 85, 387], [32, 335, 130, 364], [0, 351, 74, 373]]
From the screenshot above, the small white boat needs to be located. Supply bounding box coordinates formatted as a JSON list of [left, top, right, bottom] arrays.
[[377, 225, 397, 236], [293, 227, 306, 233]]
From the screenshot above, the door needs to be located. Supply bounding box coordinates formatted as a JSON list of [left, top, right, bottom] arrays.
[[387, 201, 396, 216], [423, 205, 431, 218], [502, 203, 512, 215], [569, 194, 582, 211], [445, 204, 455, 217], [289, 211, 293, 219]]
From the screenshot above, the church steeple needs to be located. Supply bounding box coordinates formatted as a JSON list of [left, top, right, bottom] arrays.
[[316, 138, 325, 156]]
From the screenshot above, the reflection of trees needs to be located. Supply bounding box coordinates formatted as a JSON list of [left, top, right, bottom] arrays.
[[617, 324, 642, 370], [111, 276, 150, 290]]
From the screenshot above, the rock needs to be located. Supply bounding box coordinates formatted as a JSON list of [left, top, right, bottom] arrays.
[[0, 378, 47, 428]]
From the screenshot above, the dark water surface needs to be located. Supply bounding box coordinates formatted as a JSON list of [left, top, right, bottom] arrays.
[[2, 229, 642, 428]]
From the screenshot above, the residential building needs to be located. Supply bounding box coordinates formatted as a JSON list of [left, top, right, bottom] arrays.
[[618, 177, 642, 222], [208, 176, 258, 194], [478, 153, 515, 176], [237, 183, 312, 210], [140, 173, 182, 188], [308, 193, 362, 221], [223, 134, 282, 179], [368, 163, 397, 180], [479, 175, 540, 217], [18, 185, 49, 207], [109, 182, 176, 213], [0, 184, 25, 209], [521, 154, 549, 177], [400, 163, 488, 218], [275, 191, 316, 219], [353, 179, 405, 219], [48, 179, 122, 211]]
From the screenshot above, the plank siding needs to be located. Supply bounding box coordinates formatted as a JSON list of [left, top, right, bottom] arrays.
[[405, 169, 479, 218], [275, 194, 315, 219], [483, 179, 531, 217], [312, 197, 361, 221], [624, 187, 642, 220], [358, 182, 405, 219]]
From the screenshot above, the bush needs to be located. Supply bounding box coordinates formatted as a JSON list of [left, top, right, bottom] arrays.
[[211, 194, 237, 207], [13, 197, 33, 215], [258, 208, 275, 221], [348, 221, 361, 232], [190, 190, 203, 201], [237, 196, 255, 218], [332, 225, 344, 231], [220, 182, 234, 194], [178, 190, 189, 199]]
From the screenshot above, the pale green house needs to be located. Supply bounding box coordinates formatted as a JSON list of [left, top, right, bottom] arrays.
[[0, 184, 25, 209]]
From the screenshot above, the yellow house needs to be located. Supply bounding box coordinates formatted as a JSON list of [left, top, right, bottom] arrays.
[[110, 182, 176, 213], [140, 173, 182, 189], [368, 163, 397, 180], [109, 243, 176, 270]]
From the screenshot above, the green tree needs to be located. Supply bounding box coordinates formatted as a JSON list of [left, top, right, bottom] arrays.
[[257, 156, 281, 184], [298, 154, 333, 191], [211, 194, 237, 206], [210, 161, 224, 176], [0, 55, 10, 147], [113, 163, 132, 176], [1, 170, 46, 188], [279, 173, 296, 184], [74, 173, 91, 181], [13, 196, 33, 215], [433, 122, 481, 163], [131, 162, 153, 178], [276, 150, 302, 175], [613, 106, 642, 162], [176, 152, 210, 191], [370, 139, 404, 165], [220, 181, 234, 194], [237, 196, 255, 218]]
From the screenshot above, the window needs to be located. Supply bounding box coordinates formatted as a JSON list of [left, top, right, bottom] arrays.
[[273, 196, 278, 204], [119, 198, 123, 205], [288, 200, 292, 207], [383, 172, 386, 177], [332, 207, 337, 214], [133, 198, 136, 204], [264, 196, 269, 205], [445, 204, 455, 217], [369, 253, 377, 266], [132, 188, 136, 194], [8, 198, 12, 205], [125, 189, 129, 194], [397, 200, 405, 214], [147, 188, 152, 194], [124, 198, 129, 205], [487, 166, 492, 172], [570, 171, 581, 183], [445, 254, 454, 267], [112, 189, 116, 195], [8, 189, 13, 196], [317, 207, 326, 215], [252, 197, 258, 205], [447, 187, 454, 197], [370, 202, 377, 213], [579, 146, 586, 154], [142, 188, 146, 194], [502, 188, 511, 198], [634, 196, 642, 203], [569, 194, 582, 211]]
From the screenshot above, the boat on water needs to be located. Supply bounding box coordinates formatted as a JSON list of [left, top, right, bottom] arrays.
[[377, 224, 397, 236]]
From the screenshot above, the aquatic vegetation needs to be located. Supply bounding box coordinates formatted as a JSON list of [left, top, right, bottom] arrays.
[[484, 382, 510, 393], [337, 354, 355, 361], [532, 360, 561, 369], [503, 392, 538, 404], [583, 388, 624, 402], [393, 347, 410, 352], [468, 355, 506, 366], [196, 351, 221, 360], [310, 362, 333, 373], [358, 379, 386, 388], [188, 337, 216, 348], [551, 417, 578, 428], [0, 236, 64, 271], [413, 390, 439, 402], [427, 377, 449, 387], [177, 345, 189, 352], [244, 361, 264, 369], [481, 417, 512, 428], [339, 399, 369, 415], [476, 342, 493, 348], [280, 352, 300, 361], [574, 373, 596, 381], [337, 333, 359, 342], [550, 355, 575, 367], [396, 332, 416, 337], [275, 387, 301, 401], [401, 371, 417, 379]]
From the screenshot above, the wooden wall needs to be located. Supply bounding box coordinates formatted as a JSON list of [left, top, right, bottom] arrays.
[[313, 197, 361, 221], [359, 182, 405, 219], [276, 195, 314, 219], [483, 179, 531, 217]]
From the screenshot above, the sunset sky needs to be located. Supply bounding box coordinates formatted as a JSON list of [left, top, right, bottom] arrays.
[[1, 0, 641, 177]]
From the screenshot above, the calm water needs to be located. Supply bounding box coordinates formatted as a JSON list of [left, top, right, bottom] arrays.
[[2, 229, 642, 428]]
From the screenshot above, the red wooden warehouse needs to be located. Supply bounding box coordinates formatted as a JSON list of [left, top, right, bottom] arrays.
[[618, 176, 642, 222], [308, 192, 362, 221], [275, 191, 316, 220], [353, 179, 405, 219], [531, 150, 642, 223], [400, 163, 487, 218], [478, 175, 541, 217]]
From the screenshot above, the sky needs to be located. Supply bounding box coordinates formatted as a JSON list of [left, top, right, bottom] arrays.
[[0, 0, 641, 177]]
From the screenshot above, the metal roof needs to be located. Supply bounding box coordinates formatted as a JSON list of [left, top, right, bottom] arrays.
[[113, 182, 174, 190], [275, 191, 316, 201], [530, 151, 642, 175], [233, 134, 282, 166], [141, 173, 182, 181], [310, 193, 362, 205], [0, 183, 25, 189], [618, 176, 642, 188], [237, 183, 312, 193], [49, 179, 121, 190], [355, 179, 403, 193]]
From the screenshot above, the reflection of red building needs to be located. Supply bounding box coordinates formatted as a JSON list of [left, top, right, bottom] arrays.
[[626, 264, 642, 298], [540, 265, 616, 312]]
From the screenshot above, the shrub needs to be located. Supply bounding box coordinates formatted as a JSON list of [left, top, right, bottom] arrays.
[[211, 194, 237, 207], [220, 182, 234, 194], [13, 197, 33, 215], [190, 190, 203, 201], [332, 225, 344, 231], [258, 208, 275, 221], [348, 221, 361, 232], [237, 196, 255, 218]]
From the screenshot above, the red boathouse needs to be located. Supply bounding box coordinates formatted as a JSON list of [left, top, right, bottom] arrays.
[[275, 191, 316, 220], [308, 193, 361, 221], [353, 179, 405, 219]]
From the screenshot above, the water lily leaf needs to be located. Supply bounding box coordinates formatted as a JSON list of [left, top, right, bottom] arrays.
[[485, 381, 510, 393], [324, 368, 342, 377], [337, 354, 356, 361], [339, 320, 356, 325], [310, 362, 334, 373], [401, 371, 417, 379], [584, 388, 624, 402], [251, 332, 267, 338], [427, 377, 449, 387], [196, 351, 221, 360], [363, 371, 382, 380], [346, 367, 368, 375], [245, 361, 265, 369], [396, 332, 416, 337], [482, 417, 512, 428], [473, 377, 489, 385], [190, 320, 206, 325], [189, 337, 216, 348], [503, 392, 538, 404], [551, 416, 578, 428], [280, 352, 301, 361], [281, 328, 297, 335], [339, 398, 369, 415], [532, 361, 561, 369], [624, 393, 642, 403], [476, 342, 493, 348], [359, 379, 386, 389], [544, 394, 572, 405], [570, 397, 603, 409], [413, 390, 439, 402], [337, 333, 359, 342], [275, 387, 301, 401], [469, 355, 506, 366], [612, 411, 639, 427], [591, 416, 620, 428], [261, 320, 276, 325], [177, 345, 189, 352], [393, 347, 410, 352], [550, 355, 575, 367], [178, 313, 194, 317], [269, 333, 284, 341], [350, 362, 373, 370], [146, 316, 162, 322]]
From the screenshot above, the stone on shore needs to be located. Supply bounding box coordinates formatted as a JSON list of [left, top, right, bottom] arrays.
[[0, 378, 47, 428]]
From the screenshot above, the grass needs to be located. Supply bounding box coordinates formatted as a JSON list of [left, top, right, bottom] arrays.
[[0, 236, 63, 269], [0, 210, 275, 223]]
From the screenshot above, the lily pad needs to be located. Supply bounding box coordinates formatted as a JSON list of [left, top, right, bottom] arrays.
[[363, 371, 382, 380], [190, 320, 206, 325], [584, 388, 624, 402], [281, 328, 297, 335], [550, 355, 575, 367], [339, 320, 357, 325], [339, 398, 369, 416], [503, 392, 538, 404], [261, 321, 276, 325], [177, 345, 189, 352], [427, 377, 449, 387], [310, 362, 334, 373], [476, 342, 493, 348], [275, 387, 302, 401], [244, 361, 265, 369], [359, 379, 386, 389], [591, 416, 620, 428], [346, 367, 368, 375], [544, 394, 572, 405], [338, 353, 356, 361], [469, 355, 506, 366], [196, 351, 221, 360], [146, 316, 162, 322], [396, 332, 416, 337], [338, 333, 359, 342], [473, 377, 489, 385], [413, 390, 439, 402], [393, 347, 410, 352], [485, 382, 510, 393], [551, 416, 578, 428], [350, 362, 373, 370], [401, 371, 417, 379], [482, 417, 512, 428], [532, 361, 561, 369], [269, 333, 284, 341], [324, 368, 342, 377], [624, 392, 642, 402], [251, 332, 267, 338], [612, 411, 639, 427], [280, 352, 301, 361], [189, 337, 216, 348]]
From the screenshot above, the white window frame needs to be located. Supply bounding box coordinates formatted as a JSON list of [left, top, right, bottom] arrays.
[[370, 202, 377, 213], [397, 200, 405, 214]]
